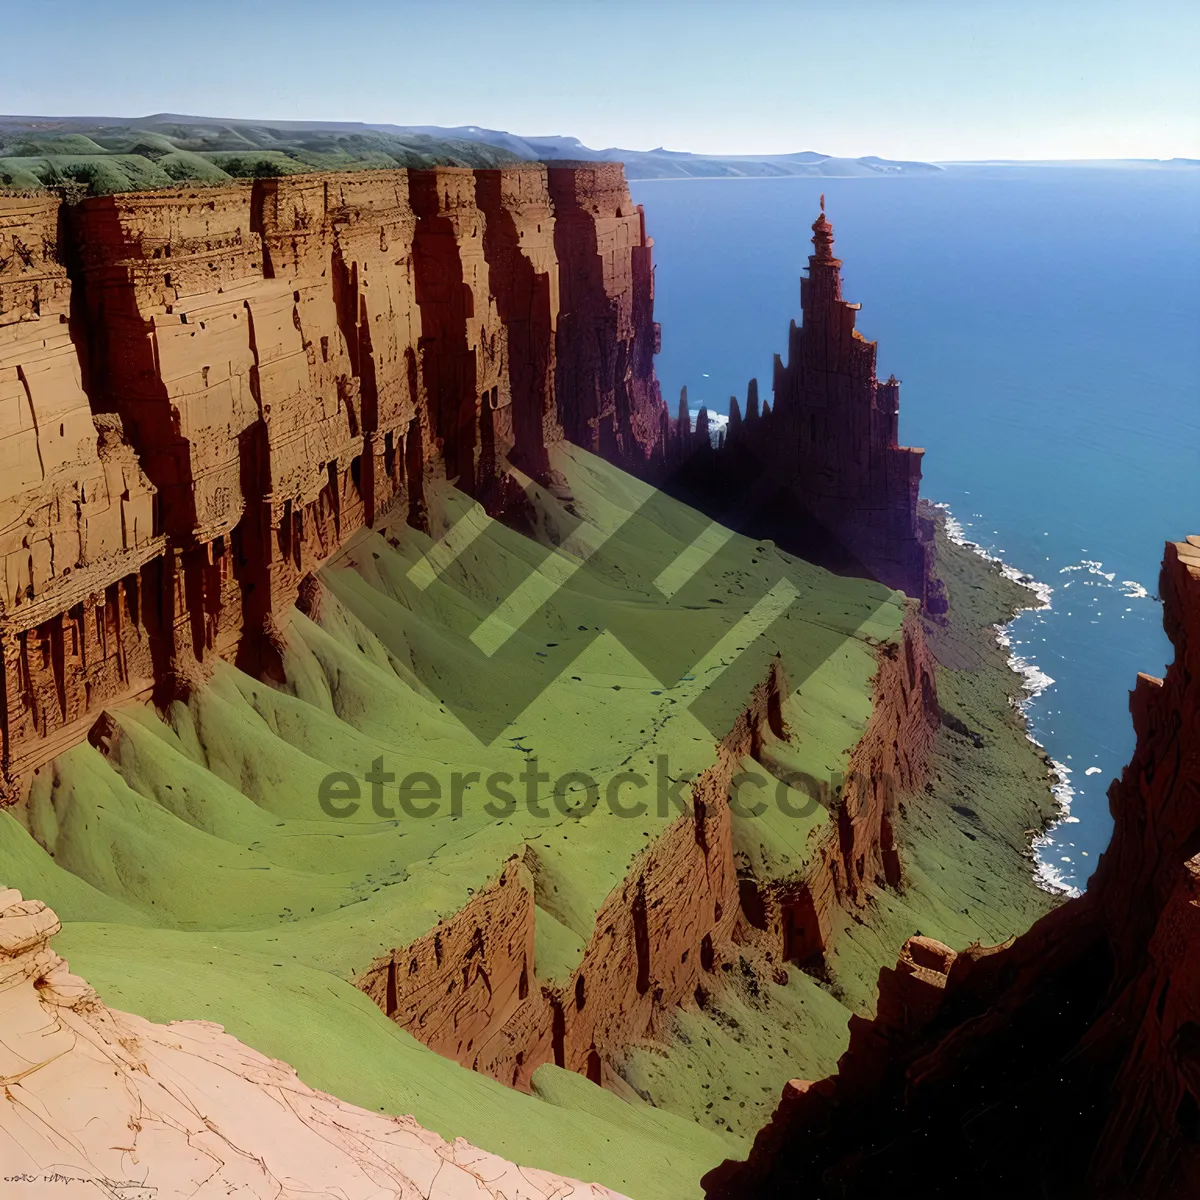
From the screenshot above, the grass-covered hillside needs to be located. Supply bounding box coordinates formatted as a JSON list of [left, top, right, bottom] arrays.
[[0, 116, 524, 194], [0, 446, 905, 1198], [0, 448, 1056, 1197]]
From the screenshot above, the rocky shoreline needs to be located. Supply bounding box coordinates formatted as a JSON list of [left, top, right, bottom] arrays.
[[706, 535, 1200, 1199]]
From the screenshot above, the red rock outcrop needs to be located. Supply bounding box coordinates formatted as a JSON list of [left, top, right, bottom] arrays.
[[548, 165, 662, 465], [661, 202, 939, 610], [358, 607, 939, 1094], [704, 536, 1200, 1200], [475, 168, 562, 484], [0, 165, 666, 797]]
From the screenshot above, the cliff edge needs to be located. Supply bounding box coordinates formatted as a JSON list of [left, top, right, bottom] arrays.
[[705, 535, 1200, 1200]]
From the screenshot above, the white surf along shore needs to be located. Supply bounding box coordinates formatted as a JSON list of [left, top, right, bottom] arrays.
[[934, 503, 1083, 898]]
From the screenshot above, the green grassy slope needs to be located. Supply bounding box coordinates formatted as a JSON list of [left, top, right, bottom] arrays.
[[3, 446, 903, 1198]]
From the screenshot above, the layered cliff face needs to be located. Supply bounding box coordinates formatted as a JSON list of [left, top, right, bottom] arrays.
[[660, 205, 939, 612], [550, 168, 662, 462], [706, 536, 1200, 1200], [0, 197, 162, 786], [474, 168, 562, 483], [0, 887, 627, 1198], [0, 165, 665, 794]]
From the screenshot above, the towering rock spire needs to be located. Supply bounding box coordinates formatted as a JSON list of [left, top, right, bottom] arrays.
[[802, 205, 843, 317], [670, 202, 933, 607], [784, 204, 927, 599]]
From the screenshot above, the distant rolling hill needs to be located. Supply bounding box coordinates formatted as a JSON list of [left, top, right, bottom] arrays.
[[0, 113, 940, 194], [372, 123, 942, 178], [0, 114, 524, 194]]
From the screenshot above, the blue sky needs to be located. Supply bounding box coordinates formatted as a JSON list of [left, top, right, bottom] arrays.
[[6, 0, 1198, 160]]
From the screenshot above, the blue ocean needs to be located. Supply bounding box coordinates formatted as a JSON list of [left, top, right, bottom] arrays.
[[631, 167, 1200, 891]]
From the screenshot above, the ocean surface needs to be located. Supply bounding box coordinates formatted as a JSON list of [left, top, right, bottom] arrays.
[[630, 166, 1200, 892]]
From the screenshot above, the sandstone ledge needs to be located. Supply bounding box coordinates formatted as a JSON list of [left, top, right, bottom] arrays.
[[0, 886, 626, 1198]]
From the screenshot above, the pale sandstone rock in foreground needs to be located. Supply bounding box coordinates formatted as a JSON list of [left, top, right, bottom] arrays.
[[0, 888, 626, 1200]]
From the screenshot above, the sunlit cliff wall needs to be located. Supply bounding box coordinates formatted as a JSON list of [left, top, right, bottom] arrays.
[[0, 164, 665, 794], [0, 196, 162, 780]]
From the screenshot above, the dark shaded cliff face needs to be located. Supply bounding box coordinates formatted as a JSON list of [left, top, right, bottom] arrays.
[[705, 537, 1200, 1200], [655, 208, 937, 614]]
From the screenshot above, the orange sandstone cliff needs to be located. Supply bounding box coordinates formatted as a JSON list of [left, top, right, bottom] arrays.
[[704, 536, 1200, 1200], [0, 164, 665, 795], [1, 196, 162, 780]]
